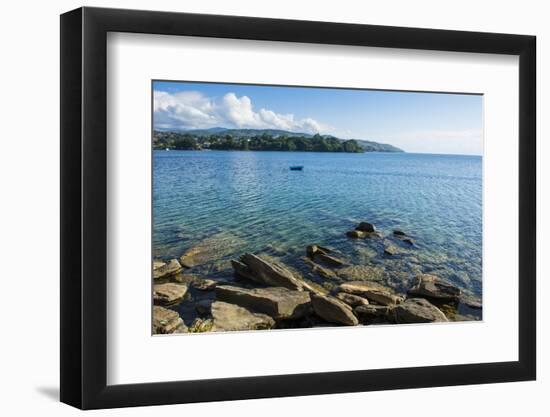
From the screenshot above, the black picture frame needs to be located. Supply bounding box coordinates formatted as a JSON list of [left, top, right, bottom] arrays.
[[60, 6, 536, 410]]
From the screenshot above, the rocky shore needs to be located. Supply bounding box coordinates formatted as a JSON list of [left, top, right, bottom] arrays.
[[152, 222, 482, 334]]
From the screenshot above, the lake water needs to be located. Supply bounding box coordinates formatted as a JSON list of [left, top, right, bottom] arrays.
[[153, 150, 482, 304]]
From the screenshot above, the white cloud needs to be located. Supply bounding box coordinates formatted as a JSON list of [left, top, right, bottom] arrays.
[[154, 90, 327, 134]]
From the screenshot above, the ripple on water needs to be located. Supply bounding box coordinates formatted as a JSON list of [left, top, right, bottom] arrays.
[[153, 151, 482, 299]]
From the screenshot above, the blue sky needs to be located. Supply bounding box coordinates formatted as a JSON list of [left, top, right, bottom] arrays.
[[153, 80, 483, 155]]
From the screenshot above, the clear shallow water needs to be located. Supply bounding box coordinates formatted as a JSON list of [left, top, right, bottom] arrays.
[[153, 150, 482, 298]]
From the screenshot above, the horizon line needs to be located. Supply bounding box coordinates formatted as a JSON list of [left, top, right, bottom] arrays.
[[152, 126, 482, 156]]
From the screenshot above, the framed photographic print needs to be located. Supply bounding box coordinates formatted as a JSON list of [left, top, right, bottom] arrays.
[[60, 6, 536, 409]]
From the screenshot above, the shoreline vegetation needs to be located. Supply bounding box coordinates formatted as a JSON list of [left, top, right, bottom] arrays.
[[153, 128, 404, 153], [152, 220, 482, 334]]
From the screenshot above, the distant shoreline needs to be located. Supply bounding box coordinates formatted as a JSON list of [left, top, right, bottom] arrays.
[[152, 149, 486, 157], [153, 148, 404, 154], [153, 129, 404, 153]]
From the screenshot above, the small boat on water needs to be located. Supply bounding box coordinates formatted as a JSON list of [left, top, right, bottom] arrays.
[[290, 165, 304, 171]]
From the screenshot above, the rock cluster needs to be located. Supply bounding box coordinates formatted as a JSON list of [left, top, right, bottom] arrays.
[[152, 223, 480, 334]]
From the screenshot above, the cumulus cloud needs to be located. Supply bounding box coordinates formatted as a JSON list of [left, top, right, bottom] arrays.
[[153, 90, 327, 134]]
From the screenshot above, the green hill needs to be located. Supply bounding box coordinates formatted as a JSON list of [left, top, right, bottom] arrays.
[[153, 128, 404, 153]]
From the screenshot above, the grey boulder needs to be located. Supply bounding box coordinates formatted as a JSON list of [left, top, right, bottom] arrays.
[[211, 301, 275, 332], [356, 222, 376, 232], [310, 293, 359, 326], [354, 304, 393, 322], [408, 274, 461, 301], [153, 259, 182, 280], [216, 285, 311, 320], [153, 283, 188, 305], [152, 306, 185, 334], [393, 298, 448, 323], [231, 253, 305, 290]]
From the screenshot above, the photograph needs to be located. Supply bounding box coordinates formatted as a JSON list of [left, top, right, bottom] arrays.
[[151, 80, 483, 334]]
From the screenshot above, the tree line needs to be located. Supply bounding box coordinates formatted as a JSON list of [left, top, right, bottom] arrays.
[[153, 131, 363, 153]]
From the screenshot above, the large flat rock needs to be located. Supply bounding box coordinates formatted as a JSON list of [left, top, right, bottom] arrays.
[[408, 274, 461, 301], [393, 298, 448, 323], [153, 283, 188, 305], [152, 306, 186, 334], [216, 285, 311, 319], [211, 301, 275, 332], [232, 253, 306, 290], [153, 259, 182, 280], [310, 294, 359, 326], [338, 281, 402, 305]]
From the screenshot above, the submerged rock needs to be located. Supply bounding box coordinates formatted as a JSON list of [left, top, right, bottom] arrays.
[[153, 259, 182, 280], [216, 285, 311, 320], [393, 298, 448, 323], [179, 232, 244, 268], [232, 253, 305, 290], [310, 293, 359, 326], [152, 306, 185, 334], [306, 244, 346, 267], [356, 222, 376, 232], [306, 244, 332, 257], [194, 259, 233, 275], [315, 252, 347, 267], [335, 292, 370, 308], [153, 283, 188, 305], [211, 301, 275, 332], [347, 230, 382, 239], [338, 281, 402, 306], [393, 230, 414, 245], [303, 257, 339, 280], [408, 274, 461, 301], [383, 244, 399, 256], [337, 265, 387, 282], [172, 272, 198, 286], [346, 230, 367, 238], [195, 299, 213, 315]]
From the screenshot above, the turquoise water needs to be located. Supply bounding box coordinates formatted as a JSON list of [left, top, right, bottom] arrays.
[[153, 150, 482, 298]]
